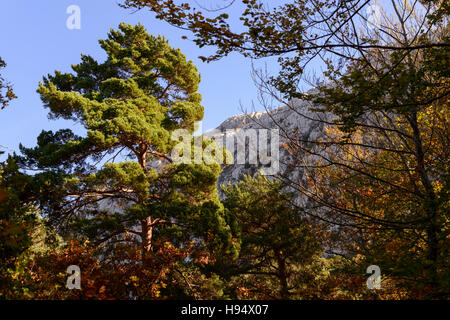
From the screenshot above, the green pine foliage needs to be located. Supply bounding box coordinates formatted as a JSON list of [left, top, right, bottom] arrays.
[[220, 174, 326, 299]]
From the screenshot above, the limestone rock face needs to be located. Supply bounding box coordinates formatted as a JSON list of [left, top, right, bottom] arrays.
[[203, 98, 328, 199]]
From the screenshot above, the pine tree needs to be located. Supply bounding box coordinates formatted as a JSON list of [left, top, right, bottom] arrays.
[[19, 23, 235, 266], [220, 174, 324, 299]]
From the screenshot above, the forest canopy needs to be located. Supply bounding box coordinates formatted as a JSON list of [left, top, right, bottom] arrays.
[[0, 0, 448, 300]]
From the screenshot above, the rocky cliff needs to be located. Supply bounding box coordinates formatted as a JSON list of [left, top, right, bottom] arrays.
[[203, 98, 328, 199]]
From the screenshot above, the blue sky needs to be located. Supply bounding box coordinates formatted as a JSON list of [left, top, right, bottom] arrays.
[[0, 0, 274, 159]]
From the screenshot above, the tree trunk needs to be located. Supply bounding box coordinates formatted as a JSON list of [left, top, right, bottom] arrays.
[[409, 113, 440, 289], [137, 150, 152, 259], [275, 250, 289, 299], [141, 216, 153, 256]]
